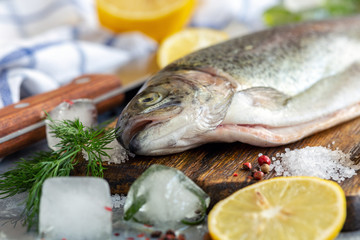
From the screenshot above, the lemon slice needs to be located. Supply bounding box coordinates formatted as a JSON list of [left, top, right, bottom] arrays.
[[96, 0, 196, 42], [208, 177, 346, 240], [157, 28, 229, 68]]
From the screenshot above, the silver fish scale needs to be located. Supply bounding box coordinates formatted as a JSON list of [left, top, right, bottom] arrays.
[[165, 16, 360, 97]]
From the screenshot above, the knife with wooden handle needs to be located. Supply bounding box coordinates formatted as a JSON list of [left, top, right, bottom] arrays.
[[0, 73, 149, 158], [0, 52, 158, 158]]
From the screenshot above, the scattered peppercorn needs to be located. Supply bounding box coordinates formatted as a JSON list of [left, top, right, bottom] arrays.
[[151, 231, 162, 238], [164, 230, 176, 240], [164, 234, 175, 240], [242, 162, 252, 170], [177, 234, 186, 240], [247, 175, 254, 180], [260, 163, 270, 173], [258, 155, 271, 166], [166, 230, 176, 236], [254, 171, 265, 180], [251, 167, 260, 176], [151, 230, 187, 240]]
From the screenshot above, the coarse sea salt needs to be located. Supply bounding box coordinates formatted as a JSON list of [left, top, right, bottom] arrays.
[[111, 194, 127, 209], [269, 146, 360, 183], [82, 139, 130, 164], [102, 139, 130, 164]]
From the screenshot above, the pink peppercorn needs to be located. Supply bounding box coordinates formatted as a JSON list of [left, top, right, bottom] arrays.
[[247, 176, 253, 180], [258, 155, 271, 166], [242, 162, 252, 170], [254, 171, 265, 180], [178, 234, 186, 240]]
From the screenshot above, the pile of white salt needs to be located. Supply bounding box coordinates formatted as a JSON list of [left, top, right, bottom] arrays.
[[82, 139, 130, 164], [270, 146, 360, 183], [101, 139, 130, 164]]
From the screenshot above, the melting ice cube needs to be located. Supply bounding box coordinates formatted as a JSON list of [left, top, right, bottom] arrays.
[[124, 164, 210, 227], [45, 99, 97, 150], [39, 177, 112, 240]]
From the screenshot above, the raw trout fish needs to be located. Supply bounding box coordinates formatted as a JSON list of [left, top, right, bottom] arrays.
[[116, 16, 360, 156]]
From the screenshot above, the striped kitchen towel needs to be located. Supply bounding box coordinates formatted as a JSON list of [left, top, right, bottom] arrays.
[[0, 0, 277, 108], [0, 0, 158, 108]]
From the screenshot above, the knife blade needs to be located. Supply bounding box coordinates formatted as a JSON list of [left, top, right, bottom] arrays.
[[0, 53, 159, 158]]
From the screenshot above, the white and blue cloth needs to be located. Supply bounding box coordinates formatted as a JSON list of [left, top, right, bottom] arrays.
[[0, 0, 278, 108]]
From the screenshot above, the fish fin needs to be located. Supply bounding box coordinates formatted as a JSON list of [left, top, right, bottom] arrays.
[[242, 87, 289, 110]]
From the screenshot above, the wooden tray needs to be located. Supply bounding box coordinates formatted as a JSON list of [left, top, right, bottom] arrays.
[[73, 117, 360, 231]]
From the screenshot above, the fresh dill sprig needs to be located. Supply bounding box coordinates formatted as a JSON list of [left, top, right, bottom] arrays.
[[0, 117, 116, 229]]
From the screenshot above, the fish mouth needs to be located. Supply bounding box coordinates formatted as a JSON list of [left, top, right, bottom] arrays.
[[117, 105, 183, 154], [128, 120, 170, 154], [118, 118, 153, 151], [129, 120, 153, 143]]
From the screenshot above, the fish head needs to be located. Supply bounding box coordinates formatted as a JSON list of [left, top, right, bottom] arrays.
[[116, 70, 235, 155]]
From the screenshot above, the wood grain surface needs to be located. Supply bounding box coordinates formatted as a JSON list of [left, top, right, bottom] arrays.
[[0, 74, 124, 158], [73, 117, 360, 231]]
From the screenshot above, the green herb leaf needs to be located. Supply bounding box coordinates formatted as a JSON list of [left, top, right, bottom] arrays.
[[0, 116, 117, 229], [263, 0, 360, 26]]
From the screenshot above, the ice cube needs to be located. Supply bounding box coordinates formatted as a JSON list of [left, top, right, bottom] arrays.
[[39, 177, 112, 240], [45, 99, 97, 150], [124, 165, 210, 227]]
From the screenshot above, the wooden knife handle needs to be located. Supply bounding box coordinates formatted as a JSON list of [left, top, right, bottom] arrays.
[[0, 74, 124, 158]]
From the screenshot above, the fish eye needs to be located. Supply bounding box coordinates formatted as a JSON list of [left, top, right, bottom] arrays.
[[138, 92, 162, 106]]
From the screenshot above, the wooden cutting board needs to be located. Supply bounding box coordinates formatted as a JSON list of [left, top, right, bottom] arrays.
[[73, 117, 360, 231]]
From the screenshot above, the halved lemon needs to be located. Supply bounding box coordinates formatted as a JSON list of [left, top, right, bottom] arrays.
[[156, 28, 229, 68], [208, 177, 346, 240], [96, 0, 196, 42]]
